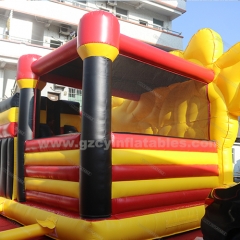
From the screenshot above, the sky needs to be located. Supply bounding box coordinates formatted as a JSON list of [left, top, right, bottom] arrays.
[[172, 1, 240, 52]]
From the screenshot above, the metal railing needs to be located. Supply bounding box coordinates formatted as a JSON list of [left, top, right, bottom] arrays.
[[30, 0, 182, 36], [115, 13, 181, 35], [0, 33, 66, 49], [0, 0, 182, 51]]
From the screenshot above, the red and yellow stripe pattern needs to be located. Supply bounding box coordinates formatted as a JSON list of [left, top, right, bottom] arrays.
[[24, 132, 219, 219], [24, 134, 80, 213], [111, 133, 219, 217]]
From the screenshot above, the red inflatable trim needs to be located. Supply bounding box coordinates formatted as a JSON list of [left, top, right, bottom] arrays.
[[17, 54, 41, 80], [112, 188, 211, 215], [112, 201, 204, 219], [112, 164, 219, 181], [0, 122, 18, 138], [23, 201, 80, 219], [26, 190, 79, 212], [25, 164, 218, 182], [78, 11, 120, 48], [111, 133, 217, 152], [23, 196, 204, 220], [25, 166, 79, 182], [23, 200, 203, 220], [119, 34, 215, 84], [24, 197, 204, 220], [25, 133, 81, 152]]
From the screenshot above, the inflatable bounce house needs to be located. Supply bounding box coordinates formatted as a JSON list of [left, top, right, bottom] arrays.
[[0, 10, 240, 240]]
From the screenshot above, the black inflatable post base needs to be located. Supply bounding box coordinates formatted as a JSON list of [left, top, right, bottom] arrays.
[[17, 88, 35, 202], [80, 57, 112, 219]]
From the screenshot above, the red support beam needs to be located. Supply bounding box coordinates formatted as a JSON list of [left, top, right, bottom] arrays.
[[119, 34, 215, 83], [31, 38, 79, 76]]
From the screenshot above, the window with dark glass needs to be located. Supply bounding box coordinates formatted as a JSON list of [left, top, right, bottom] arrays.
[[139, 19, 148, 26], [116, 7, 128, 19], [153, 18, 164, 29]]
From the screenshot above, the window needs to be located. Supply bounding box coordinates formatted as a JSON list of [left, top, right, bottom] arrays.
[[73, 0, 87, 8], [50, 40, 62, 48], [139, 20, 148, 26], [153, 18, 164, 30], [68, 88, 82, 108], [116, 7, 128, 20], [69, 88, 81, 99]]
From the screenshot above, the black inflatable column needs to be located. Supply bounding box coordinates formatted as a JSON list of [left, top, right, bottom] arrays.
[[77, 11, 120, 218], [35, 82, 46, 138], [16, 54, 41, 202]]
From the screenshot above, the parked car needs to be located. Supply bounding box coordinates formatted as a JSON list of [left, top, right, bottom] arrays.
[[201, 183, 240, 240]]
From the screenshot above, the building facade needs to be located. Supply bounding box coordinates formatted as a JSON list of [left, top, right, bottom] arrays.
[[0, 0, 186, 106]]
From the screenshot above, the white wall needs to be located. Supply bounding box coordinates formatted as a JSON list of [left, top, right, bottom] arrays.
[[0, 16, 7, 39], [162, 0, 186, 10], [0, 40, 52, 59], [41, 83, 69, 101], [0, 1, 87, 25], [3, 68, 16, 98], [119, 20, 182, 49], [31, 18, 45, 46], [117, 2, 171, 29], [233, 143, 240, 180], [0, 69, 4, 100], [10, 18, 32, 42]]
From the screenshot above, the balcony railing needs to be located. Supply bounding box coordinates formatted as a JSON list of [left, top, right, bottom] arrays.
[[0, 0, 182, 52], [0, 33, 65, 49], [116, 13, 181, 36], [27, 0, 182, 36]]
